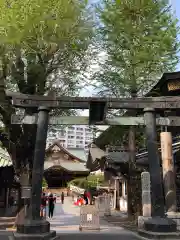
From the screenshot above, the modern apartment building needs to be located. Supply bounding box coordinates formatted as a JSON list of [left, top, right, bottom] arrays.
[[47, 125, 93, 152]]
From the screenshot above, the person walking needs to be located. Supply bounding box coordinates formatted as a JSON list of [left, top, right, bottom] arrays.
[[61, 192, 64, 204], [40, 193, 47, 218], [48, 193, 56, 219], [83, 190, 88, 205]]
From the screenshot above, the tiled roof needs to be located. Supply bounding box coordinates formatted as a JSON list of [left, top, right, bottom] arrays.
[[86, 144, 105, 171], [44, 160, 89, 173], [46, 140, 87, 162], [66, 148, 87, 162], [89, 144, 105, 162], [105, 151, 129, 164]]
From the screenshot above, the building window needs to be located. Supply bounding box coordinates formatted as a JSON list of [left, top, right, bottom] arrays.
[[76, 136, 83, 139], [68, 144, 74, 148], [76, 132, 83, 135], [68, 135, 74, 139], [76, 127, 83, 131]]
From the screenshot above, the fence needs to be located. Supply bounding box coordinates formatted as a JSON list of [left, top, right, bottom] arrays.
[[69, 185, 85, 195]]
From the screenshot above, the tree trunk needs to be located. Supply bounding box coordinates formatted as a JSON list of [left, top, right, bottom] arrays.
[[127, 125, 136, 218]]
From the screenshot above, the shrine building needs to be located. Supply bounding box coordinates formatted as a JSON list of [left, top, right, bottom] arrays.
[[87, 71, 180, 211], [44, 140, 89, 188]]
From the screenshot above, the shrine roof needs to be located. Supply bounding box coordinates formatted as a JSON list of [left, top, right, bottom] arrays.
[[87, 140, 180, 172], [44, 160, 89, 173], [94, 71, 180, 149], [46, 140, 87, 162], [86, 144, 105, 171], [88, 144, 105, 162], [67, 148, 87, 162]]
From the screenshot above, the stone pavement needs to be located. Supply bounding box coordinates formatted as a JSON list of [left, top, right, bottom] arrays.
[[0, 230, 14, 240], [0, 197, 147, 239], [48, 196, 80, 232], [48, 197, 146, 239]]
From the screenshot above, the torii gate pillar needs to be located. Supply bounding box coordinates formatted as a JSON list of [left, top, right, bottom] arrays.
[[139, 108, 177, 236]]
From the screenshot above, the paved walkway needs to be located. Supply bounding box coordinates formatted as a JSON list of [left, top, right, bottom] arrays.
[[48, 197, 146, 239], [0, 197, 146, 239], [49, 197, 80, 232]]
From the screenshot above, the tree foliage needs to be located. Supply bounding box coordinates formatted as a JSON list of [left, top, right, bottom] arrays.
[[42, 177, 48, 188], [68, 174, 104, 189], [93, 0, 180, 217], [94, 0, 180, 97], [0, 0, 94, 174]]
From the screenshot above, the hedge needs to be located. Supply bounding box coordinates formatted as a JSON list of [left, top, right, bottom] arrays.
[[68, 174, 104, 189]]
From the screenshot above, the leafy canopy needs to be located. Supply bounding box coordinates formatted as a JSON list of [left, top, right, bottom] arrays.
[[0, 0, 94, 171], [0, 0, 91, 52], [95, 0, 180, 96]]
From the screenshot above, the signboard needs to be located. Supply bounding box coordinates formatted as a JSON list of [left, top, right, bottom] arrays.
[[87, 214, 92, 221], [21, 186, 31, 199], [11, 114, 180, 126], [168, 80, 180, 92], [7, 92, 180, 109]]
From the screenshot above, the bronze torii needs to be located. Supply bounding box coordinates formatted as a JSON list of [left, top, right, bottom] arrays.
[[5, 90, 180, 238]]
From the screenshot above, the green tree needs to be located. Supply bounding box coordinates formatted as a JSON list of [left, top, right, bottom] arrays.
[[0, 0, 94, 178], [95, 0, 179, 96], [42, 177, 48, 188], [94, 0, 180, 217]]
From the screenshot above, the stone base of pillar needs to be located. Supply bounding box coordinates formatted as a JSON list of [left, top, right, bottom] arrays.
[[167, 212, 180, 231], [138, 217, 179, 239], [14, 219, 57, 239], [138, 229, 180, 239], [138, 216, 151, 229], [16, 219, 50, 234]]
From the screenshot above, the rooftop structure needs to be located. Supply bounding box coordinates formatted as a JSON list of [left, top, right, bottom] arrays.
[[45, 140, 89, 188]]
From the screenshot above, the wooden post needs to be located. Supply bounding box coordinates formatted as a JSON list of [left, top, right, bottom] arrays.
[[160, 132, 177, 213], [114, 177, 120, 210]]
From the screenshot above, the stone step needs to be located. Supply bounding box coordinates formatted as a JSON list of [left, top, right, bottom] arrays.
[[0, 222, 14, 230], [0, 218, 15, 230], [0, 217, 15, 223]]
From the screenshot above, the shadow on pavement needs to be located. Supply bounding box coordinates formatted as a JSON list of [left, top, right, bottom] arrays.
[[56, 232, 141, 240]]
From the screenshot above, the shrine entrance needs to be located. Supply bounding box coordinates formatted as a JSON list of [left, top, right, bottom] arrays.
[[44, 141, 89, 188], [6, 71, 180, 238], [44, 168, 71, 188]]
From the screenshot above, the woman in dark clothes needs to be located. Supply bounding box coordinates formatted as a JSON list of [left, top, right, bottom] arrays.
[[61, 192, 64, 204], [48, 193, 56, 219], [83, 190, 88, 205]]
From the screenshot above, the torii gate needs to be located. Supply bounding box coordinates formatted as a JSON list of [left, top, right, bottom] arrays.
[[5, 91, 180, 238]]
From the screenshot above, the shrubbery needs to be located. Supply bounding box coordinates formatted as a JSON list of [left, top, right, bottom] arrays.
[[68, 174, 104, 189], [42, 177, 48, 188]]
